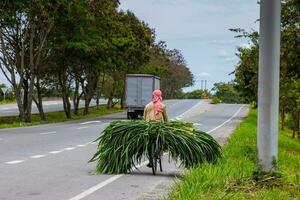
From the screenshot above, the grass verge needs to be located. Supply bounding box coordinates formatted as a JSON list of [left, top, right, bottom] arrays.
[[167, 109, 300, 200], [0, 100, 15, 105], [0, 105, 123, 129]]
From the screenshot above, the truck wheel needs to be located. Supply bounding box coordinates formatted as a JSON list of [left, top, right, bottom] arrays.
[[137, 110, 144, 119], [127, 112, 133, 119], [127, 112, 137, 119]]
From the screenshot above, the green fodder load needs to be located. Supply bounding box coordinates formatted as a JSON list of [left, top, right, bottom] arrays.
[[89, 120, 222, 174]]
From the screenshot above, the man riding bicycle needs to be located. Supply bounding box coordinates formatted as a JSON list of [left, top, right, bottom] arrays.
[[144, 90, 168, 168]]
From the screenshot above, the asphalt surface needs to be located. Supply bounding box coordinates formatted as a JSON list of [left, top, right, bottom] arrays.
[[0, 99, 249, 200], [0, 99, 106, 117]]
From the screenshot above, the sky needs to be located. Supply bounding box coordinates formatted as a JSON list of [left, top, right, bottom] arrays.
[[0, 0, 259, 92], [119, 0, 260, 91]]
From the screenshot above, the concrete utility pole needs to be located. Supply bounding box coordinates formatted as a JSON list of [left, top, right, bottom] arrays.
[[201, 80, 204, 90], [257, 0, 281, 172]]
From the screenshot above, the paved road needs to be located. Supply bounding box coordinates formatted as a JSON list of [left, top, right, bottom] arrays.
[[0, 100, 248, 200], [0, 99, 106, 117]]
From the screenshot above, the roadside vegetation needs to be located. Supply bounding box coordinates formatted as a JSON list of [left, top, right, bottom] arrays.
[[211, 0, 300, 138], [211, 97, 221, 104], [0, 1, 193, 124], [0, 100, 15, 105], [0, 105, 122, 129], [167, 109, 300, 200]]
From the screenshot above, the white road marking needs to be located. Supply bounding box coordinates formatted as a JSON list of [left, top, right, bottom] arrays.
[[80, 121, 101, 125], [64, 147, 76, 151], [30, 155, 46, 159], [68, 104, 246, 200], [68, 160, 149, 200], [49, 150, 64, 154], [40, 131, 57, 135], [5, 160, 25, 164], [207, 105, 245, 134], [77, 143, 89, 147], [77, 126, 89, 130], [176, 101, 203, 118], [68, 175, 123, 200], [193, 123, 202, 126]]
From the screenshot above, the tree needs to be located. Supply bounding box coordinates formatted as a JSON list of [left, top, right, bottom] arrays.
[[232, 0, 300, 138], [0, 0, 60, 122], [212, 82, 241, 103], [139, 41, 194, 99]]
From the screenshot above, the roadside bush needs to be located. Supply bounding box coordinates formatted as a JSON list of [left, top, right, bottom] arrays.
[[211, 97, 221, 104]]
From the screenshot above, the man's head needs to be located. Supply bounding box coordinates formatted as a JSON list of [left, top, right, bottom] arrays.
[[152, 90, 162, 101]]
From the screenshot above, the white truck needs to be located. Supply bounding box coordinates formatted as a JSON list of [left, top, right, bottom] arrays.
[[125, 74, 160, 119]]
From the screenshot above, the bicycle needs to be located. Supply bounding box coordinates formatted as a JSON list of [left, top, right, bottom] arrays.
[[150, 140, 163, 175]]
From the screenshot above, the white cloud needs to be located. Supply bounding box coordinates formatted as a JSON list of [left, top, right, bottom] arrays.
[[217, 50, 229, 57], [210, 40, 235, 45], [120, 0, 259, 90], [198, 72, 212, 77]]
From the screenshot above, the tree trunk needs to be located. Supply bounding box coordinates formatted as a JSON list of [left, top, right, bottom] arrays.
[[33, 96, 46, 121], [83, 68, 98, 115], [96, 91, 100, 110], [84, 97, 92, 115], [62, 95, 71, 119], [34, 77, 46, 121], [73, 79, 82, 115], [107, 80, 116, 109], [14, 86, 26, 122], [59, 71, 71, 119], [24, 73, 35, 123]]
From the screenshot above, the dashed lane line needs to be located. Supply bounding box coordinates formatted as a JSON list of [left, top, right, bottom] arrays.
[[1, 142, 93, 165], [77, 126, 89, 130], [49, 150, 64, 154], [80, 121, 101, 125], [64, 147, 76, 151], [30, 155, 46, 159], [5, 160, 25, 165], [40, 131, 57, 135], [77, 143, 90, 147]]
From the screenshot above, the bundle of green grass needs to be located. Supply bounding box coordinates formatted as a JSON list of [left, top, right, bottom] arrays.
[[89, 120, 222, 174]]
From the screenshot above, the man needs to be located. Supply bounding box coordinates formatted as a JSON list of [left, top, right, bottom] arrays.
[[144, 89, 168, 168], [144, 90, 168, 122]]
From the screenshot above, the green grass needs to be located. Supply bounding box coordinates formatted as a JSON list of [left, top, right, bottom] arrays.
[[0, 105, 123, 129], [211, 97, 221, 104], [167, 109, 300, 200], [0, 100, 15, 104]]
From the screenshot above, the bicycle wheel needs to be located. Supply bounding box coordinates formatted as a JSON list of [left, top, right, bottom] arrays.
[[151, 143, 157, 175], [156, 142, 162, 172]]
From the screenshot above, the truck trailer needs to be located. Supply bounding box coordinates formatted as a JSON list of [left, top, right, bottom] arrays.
[[125, 74, 160, 119]]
